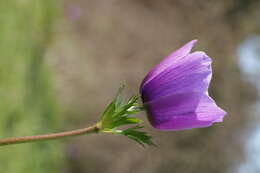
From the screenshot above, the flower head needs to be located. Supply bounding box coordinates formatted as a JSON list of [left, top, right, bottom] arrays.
[[140, 40, 226, 130]]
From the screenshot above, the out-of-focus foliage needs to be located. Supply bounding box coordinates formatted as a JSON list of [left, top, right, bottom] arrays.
[[0, 0, 64, 172]]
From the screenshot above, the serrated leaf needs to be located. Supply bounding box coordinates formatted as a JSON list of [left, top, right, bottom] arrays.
[[115, 84, 125, 108], [101, 100, 116, 119], [112, 117, 141, 127], [98, 85, 154, 147], [120, 126, 156, 147], [100, 86, 142, 130], [114, 96, 140, 117]]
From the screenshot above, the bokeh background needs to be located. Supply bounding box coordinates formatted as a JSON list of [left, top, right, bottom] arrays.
[[1, 0, 260, 172]]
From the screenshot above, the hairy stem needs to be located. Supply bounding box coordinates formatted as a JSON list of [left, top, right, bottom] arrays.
[[0, 124, 99, 146]]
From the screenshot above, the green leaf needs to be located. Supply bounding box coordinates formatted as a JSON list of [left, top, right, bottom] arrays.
[[115, 84, 125, 108], [120, 126, 156, 147], [98, 85, 155, 147], [100, 87, 142, 129], [112, 117, 141, 127]]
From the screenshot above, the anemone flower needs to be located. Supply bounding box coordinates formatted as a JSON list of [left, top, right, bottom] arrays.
[[140, 40, 226, 130]]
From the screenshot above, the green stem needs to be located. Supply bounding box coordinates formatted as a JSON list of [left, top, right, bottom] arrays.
[[0, 124, 99, 146]]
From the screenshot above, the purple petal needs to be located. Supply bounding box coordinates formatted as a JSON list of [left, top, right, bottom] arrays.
[[141, 51, 212, 102], [144, 92, 226, 130], [141, 40, 197, 89]]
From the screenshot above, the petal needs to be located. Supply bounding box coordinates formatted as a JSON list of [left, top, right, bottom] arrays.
[[141, 51, 212, 102], [141, 40, 197, 89], [144, 92, 226, 131]]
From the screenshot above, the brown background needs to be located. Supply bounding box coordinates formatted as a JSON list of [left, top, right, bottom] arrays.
[[45, 0, 260, 172]]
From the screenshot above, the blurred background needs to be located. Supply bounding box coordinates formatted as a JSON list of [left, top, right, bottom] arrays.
[[1, 0, 260, 172]]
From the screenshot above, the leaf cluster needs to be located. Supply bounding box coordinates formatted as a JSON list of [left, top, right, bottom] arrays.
[[98, 86, 154, 147]]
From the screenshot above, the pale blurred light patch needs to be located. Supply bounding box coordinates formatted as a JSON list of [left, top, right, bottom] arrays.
[[238, 35, 260, 93], [237, 35, 260, 173], [238, 125, 260, 173]]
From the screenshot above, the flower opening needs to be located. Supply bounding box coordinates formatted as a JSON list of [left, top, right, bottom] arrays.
[[140, 40, 226, 131]]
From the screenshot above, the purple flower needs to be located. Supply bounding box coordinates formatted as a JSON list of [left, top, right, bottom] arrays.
[[140, 40, 226, 130]]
